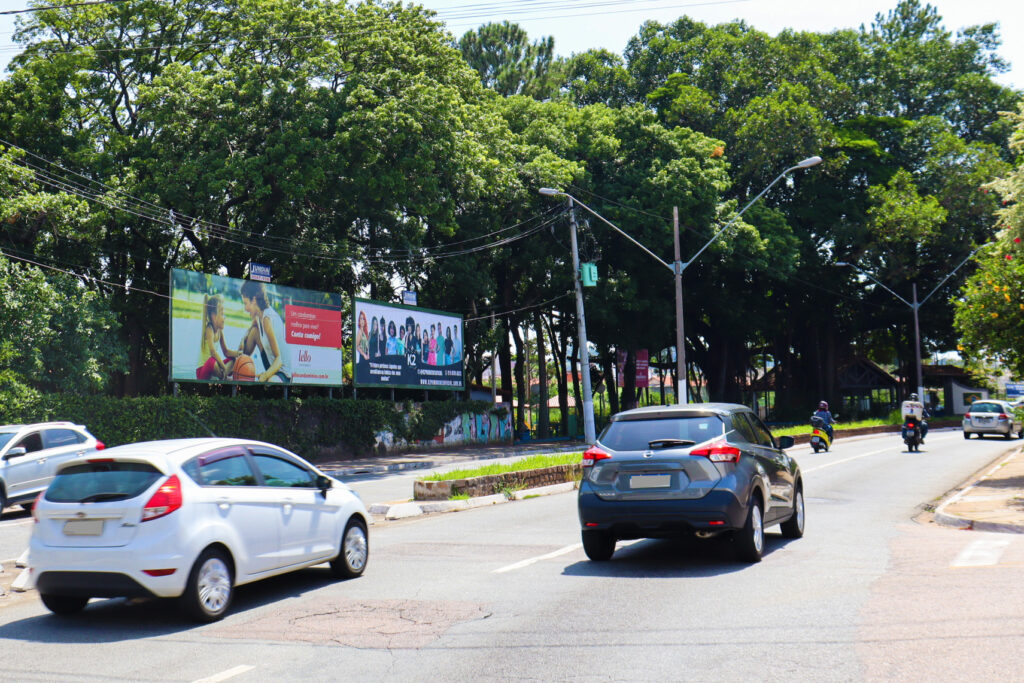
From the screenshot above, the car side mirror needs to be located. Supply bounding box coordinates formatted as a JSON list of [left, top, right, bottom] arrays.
[[3, 446, 27, 460], [777, 436, 795, 450], [316, 474, 333, 496]]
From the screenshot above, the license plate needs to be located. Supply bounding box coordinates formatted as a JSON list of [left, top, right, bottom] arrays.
[[64, 519, 104, 536], [630, 474, 671, 489]]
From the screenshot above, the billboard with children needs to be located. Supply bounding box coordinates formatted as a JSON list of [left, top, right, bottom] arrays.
[[169, 269, 343, 386], [353, 298, 464, 390]]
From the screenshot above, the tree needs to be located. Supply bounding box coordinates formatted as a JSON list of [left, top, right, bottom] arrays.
[[954, 103, 1024, 375], [458, 21, 563, 99]]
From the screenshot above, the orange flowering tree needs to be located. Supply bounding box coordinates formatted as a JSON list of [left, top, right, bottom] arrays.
[[954, 102, 1024, 375]]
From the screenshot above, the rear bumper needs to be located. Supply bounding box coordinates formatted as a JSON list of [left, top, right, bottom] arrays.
[[577, 484, 747, 538], [962, 422, 1012, 435], [29, 537, 191, 598]]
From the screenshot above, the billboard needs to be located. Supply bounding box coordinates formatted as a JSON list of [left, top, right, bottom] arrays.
[[353, 298, 464, 390], [169, 269, 343, 386]]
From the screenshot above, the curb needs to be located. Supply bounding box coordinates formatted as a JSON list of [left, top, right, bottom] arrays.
[[368, 481, 577, 521], [933, 447, 1024, 534]]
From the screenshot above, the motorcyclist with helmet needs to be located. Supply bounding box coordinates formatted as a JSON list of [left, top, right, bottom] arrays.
[[905, 392, 930, 443], [813, 400, 836, 440]]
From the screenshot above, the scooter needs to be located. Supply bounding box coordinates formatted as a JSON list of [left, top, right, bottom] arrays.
[[810, 415, 832, 453], [902, 416, 922, 452]]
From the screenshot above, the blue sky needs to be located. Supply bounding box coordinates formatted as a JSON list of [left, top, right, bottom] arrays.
[[1, 0, 1021, 88]]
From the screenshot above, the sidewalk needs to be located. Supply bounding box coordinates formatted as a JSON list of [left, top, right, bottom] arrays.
[[933, 445, 1024, 533]]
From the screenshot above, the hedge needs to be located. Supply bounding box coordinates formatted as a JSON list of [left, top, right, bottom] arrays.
[[0, 394, 506, 461]]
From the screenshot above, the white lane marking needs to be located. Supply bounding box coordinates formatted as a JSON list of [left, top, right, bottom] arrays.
[[951, 537, 1011, 567], [191, 665, 255, 683], [494, 544, 582, 573], [802, 433, 960, 474]]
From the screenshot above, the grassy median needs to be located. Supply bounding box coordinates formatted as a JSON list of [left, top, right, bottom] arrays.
[[421, 453, 583, 482]]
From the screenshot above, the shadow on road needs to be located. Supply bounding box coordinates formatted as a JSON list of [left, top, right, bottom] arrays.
[[0, 566, 348, 643], [562, 533, 799, 578]]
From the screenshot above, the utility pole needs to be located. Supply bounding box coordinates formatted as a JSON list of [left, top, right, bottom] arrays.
[[912, 282, 923, 400], [568, 198, 597, 443], [673, 206, 687, 404]]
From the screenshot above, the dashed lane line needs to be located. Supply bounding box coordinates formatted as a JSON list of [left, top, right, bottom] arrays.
[[950, 535, 1012, 568], [802, 433, 960, 474], [493, 544, 582, 573], [191, 665, 255, 683]]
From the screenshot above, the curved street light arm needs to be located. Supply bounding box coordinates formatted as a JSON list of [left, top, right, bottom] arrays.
[[918, 241, 995, 307], [550, 192, 675, 272], [837, 262, 913, 308]]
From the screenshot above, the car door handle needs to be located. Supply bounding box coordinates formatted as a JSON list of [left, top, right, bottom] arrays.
[[216, 498, 231, 511], [282, 500, 293, 514]]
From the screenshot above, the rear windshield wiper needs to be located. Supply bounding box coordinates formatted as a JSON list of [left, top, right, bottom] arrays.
[[77, 492, 133, 503], [648, 438, 696, 449]]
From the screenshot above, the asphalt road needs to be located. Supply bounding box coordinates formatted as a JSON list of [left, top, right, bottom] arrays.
[[1, 431, 1023, 681]]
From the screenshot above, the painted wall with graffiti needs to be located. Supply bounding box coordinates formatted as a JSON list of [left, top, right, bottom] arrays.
[[375, 410, 513, 452]]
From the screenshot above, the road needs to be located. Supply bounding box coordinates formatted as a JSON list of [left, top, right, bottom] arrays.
[[1, 431, 1023, 681]]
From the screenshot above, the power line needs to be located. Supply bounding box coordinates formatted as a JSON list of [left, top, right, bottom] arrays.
[[0, 0, 129, 15]]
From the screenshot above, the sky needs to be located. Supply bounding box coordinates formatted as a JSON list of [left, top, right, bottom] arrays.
[[0, 0, 1021, 89]]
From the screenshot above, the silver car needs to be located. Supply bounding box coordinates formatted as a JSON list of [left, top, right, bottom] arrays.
[[962, 401, 1023, 439], [0, 422, 104, 515]]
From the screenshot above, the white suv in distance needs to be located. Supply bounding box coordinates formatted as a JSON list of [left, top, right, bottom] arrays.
[[1, 422, 104, 516], [29, 438, 369, 622]]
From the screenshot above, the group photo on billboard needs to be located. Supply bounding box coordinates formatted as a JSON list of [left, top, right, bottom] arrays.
[[169, 269, 343, 387], [353, 298, 464, 390]]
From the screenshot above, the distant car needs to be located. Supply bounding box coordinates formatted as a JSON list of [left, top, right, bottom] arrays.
[[0, 422, 104, 516], [577, 403, 803, 563], [29, 438, 369, 621], [963, 400, 1023, 439]]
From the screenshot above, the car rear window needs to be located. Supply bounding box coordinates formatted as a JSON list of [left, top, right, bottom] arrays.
[[970, 403, 1001, 413], [599, 416, 725, 451], [46, 462, 163, 503]]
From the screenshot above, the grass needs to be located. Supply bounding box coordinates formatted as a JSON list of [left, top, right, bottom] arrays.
[[422, 452, 582, 482], [449, 493, 470, 501], [771, 417, 891, 438]]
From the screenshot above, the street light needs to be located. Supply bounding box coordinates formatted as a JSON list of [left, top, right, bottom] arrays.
[[541, 154, 822, 415], [837, 242, 991, 401]]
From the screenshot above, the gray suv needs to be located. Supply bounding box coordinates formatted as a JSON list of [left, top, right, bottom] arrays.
[[0, 422, 104, 515], [577, 403, 803, 563]]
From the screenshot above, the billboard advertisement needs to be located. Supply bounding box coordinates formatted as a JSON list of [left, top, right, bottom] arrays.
[[353, 298, 463, 390], [169, 269, 343, 386]]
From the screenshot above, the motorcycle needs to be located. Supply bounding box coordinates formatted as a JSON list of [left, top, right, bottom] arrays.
[[902, 416, 922, 452], [810, 415, 832, 453]]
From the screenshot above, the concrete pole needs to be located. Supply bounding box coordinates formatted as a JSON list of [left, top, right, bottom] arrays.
[[673, 206, 687, 405], [568, 197, 597, 443], [912, 282, 924, 400]]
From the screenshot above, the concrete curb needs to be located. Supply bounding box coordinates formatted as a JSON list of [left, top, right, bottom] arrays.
[[933, 448, 1024, 534], [369, 481, 578, 520]]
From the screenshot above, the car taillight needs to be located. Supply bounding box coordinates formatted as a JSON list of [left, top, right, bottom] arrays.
[[95, 441, 105, 450], [998, 413, 1009, 420], [690, 439, 742, 463], [142, 475, 183, 522], [32, 492, 43, 523], [582, 446, 612, 467], [965, 412, 972, 419]]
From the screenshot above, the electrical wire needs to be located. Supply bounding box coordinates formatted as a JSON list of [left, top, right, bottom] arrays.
[[0, 0, 129, 15], [464, 291, 573, 322]]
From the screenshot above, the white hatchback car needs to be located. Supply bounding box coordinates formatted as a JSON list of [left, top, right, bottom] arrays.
[[29, 438, 369, 621]]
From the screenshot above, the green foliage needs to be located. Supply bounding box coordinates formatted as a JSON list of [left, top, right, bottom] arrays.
[[459, 21, 564, 99]]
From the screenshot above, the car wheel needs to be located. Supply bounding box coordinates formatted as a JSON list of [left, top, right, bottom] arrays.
[[180, 548, 233, 623], [780, 487, 804, 539], [40, 594, 89, 615], [963, 431, 971, 440], [0, 488, 6, 519], [1005, 428, 1014, 440], [581, 529, 616, 561], [735, 497, 764, 563], [330, 518, 368, 579]]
